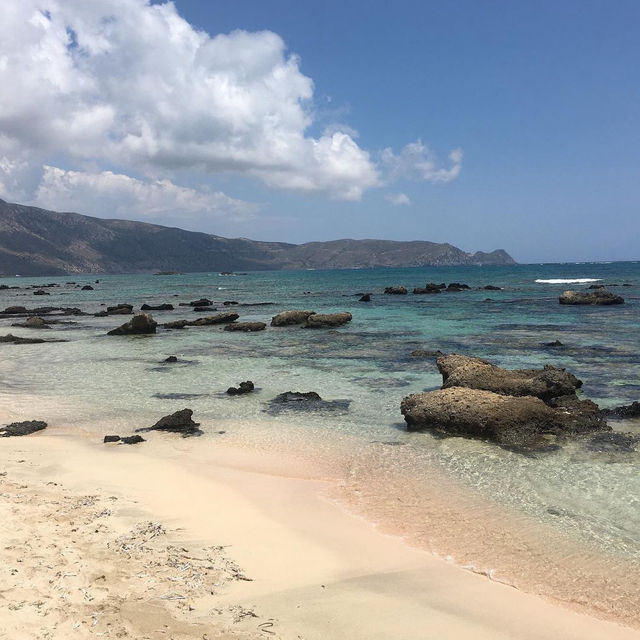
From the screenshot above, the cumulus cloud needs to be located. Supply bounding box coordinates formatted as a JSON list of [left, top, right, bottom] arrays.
[[385, 192, 411, 206], [33, 166, 257, 222], [382, 141, 463, 184], [0, 0, 461, 220]]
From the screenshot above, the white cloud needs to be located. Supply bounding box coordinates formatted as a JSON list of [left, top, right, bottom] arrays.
[[33, 165, 257, 222], [382, 141, 463, 183], [385, 192, 411, 206]]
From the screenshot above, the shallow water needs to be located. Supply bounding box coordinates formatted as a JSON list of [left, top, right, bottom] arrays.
[[1, 262, 639, 623]]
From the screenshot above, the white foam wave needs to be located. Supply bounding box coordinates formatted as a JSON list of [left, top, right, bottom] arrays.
[[535, 278, 602, 284]]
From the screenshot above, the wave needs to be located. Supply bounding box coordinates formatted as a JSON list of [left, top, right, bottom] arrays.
[[535, 278, 602, 284]]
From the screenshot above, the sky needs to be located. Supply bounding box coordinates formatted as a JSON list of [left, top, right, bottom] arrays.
[[0, 0, 638, 263]]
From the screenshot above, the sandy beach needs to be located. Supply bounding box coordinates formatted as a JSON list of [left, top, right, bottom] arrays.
[[2, 422, 639, 640]]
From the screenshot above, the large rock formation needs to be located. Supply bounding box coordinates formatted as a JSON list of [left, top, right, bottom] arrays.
[[107, 313, 157, 335], [559, 289, 624, 305]]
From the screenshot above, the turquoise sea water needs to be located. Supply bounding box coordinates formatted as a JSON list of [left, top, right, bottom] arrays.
[[1, 262, 639, 619]]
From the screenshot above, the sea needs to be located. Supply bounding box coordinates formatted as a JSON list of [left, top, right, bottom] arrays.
[[1, 261, 639, 624]]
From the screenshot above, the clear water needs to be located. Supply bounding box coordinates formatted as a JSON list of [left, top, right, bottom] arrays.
[[1, 262, 639, 622]]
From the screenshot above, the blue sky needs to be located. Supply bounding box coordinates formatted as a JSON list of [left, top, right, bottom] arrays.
[[1, 0, 638, 262]]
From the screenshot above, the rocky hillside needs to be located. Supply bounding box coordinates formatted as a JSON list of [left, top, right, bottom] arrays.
[[0, 199, 515, 275]]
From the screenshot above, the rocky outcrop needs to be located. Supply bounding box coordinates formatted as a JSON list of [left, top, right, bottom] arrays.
[[223, 322, 266, 332], [184, 298, 213, 307], [303, 312, 352, 328], [227, 381, 255, 395], [271, 310, 316, 326], [11, 317, 50, 329], [401, 387, 604, 450], [446, 283, 471, 292], [141, 303, 174, 311], [103, 434, 145, 444], [358, 294, 371, 302], [384, 286, 407, 295], [2, 306, 27, 314], [107, 303, 133, 315], [436, 354, 581, 402], [189, 312, 239, 326], [0, 334, 47, 344], [0, 420, 47, 437], [559, 289, 624, 305], [135, 408, 201, 436], [267, 391, 350, 414], [163, 320, 189, 330], [107, 313, 157, 335], [413, 283, 442, 294], [601, 401, 640, 419]]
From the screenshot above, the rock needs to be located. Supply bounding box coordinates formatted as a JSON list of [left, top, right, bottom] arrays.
[[587, 284, 605, 289], [273, 391, 322, 403], [587, 432, 639, 454], [223, 301, 239, 306], [163, 320, 189, 330], [446, 282, 471, 291], [544, 340, 564, 347], [267, 391, 350, 414], [303, 312, 352, 328], [547, 394, 607, 433], [11, 317, 50, 329], [33, 289, 49, 295], [81, 285, 94, 290], [410, 349, 444, 358], [107, 313, 157, 335], [141, 303, 174, 311], [135, 408, 201, 436], [271, 310, 316, 326], [194, 306, 218, 312], [103, 435, 121, 443], [358, 294, 371, 302], [2, 306, 27, 314], [227, 381, 255, 395], [483, 285, 502, 290], [401, 387, 606, 450], [106, 303, 133, 315], [384, 286, 407, 295], [0, 334, 47, 344], [0, 420, 47, 437], [164, 355, 178, 363], [413, 283, 442, 294], [601, 401, 640, 419], [188, 298, 213, 307], [189, 312, 239, 326], [121, 435, 145, 444], [224, 322, 266, 332], [559, 289, 624, 305], [436, 354, 581, 402]]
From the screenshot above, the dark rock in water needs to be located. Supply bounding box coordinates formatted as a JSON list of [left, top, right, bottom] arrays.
[[304, 312, 352, 328], [33, 289, 49, 296], [227, 381, 255, 395], [410, 349, 444, 358], [188, 298, 213, 307], [267, 391, 350, 414], [446, 282, 471, 291], [384, 286, 407, 295], [413, 284, 442, 294], [401, 387, 606, 451], [544, 340, 564, 347], [483, 285, 502, 290], [358, 294, 371, 302], [436, 354, 581, 402], [107, 313, 157, 335], [136, 408, 201, 436], [0, 334, 47, 344], [81, 285, 94, 290], [271, 310, 316, 326], [2, 306, 27, 314], [587, 284, 605, 290], [548, 394, 607, 433], [121, 435, 145, 445], [164, 355, 178, 363], [163, 320, 189, 330], [141, 303, 174, 311], [224, 322, 266, 332], [223, 301, 239, 306], [106, 303, 133, 315], [193, 306, 218, 312], [11, 316, 50, 329], [189, 312, 239, 326], [587, 431, 639, 454], [104, 435, 121, 443], [0, 420, 47, 437], [601, 401, 640, 419], [559, 289, 624, 305]]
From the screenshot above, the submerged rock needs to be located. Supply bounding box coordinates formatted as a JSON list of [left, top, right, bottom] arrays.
[[413, 283, 442, 294], [303, 312, 352, 328], [384, 286, 407, 295], [267, 391, 350, 414], [164, 355, 178, 363], [106, 303, 133, 315], [11, 316, 50, 329], [587, 431, 639, 454], [81, 285, 94, 290], [436, 354, 581, 402], [271, 310, 316, 326], [227, 381, 255, 395], [559, 289, 624, 305], [410, 349, 444, 358], [136, 408, 201, 436], [544, 340, 564, 347], [2, 306, 27, 314], [0, 334, 47, 344], [446, 283, 471, 292], [483, 285, 502, 290], [189, 312, 239, 326], [358, 294, 371, 302], [601, 401, 640, 419], [33, 289, 49, 296], [107, 313, 157, 335], [0, 420, 47, 437], [224, 322, 266, 332], [163, 320, 189, 330], [141, 303, 174, 311], [187, 298, 213, 307]]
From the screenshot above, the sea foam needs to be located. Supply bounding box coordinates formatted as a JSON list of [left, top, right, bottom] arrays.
[[535, 278, 601, 284]]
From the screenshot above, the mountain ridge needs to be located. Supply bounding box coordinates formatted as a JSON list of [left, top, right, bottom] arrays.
[[0, 199, 516, 275]]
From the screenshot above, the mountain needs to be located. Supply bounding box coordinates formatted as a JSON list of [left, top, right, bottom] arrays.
[[0, 199, 516, 275]]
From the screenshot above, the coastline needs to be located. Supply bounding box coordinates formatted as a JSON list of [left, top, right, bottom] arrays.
[[2, 423, 639, 639]]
